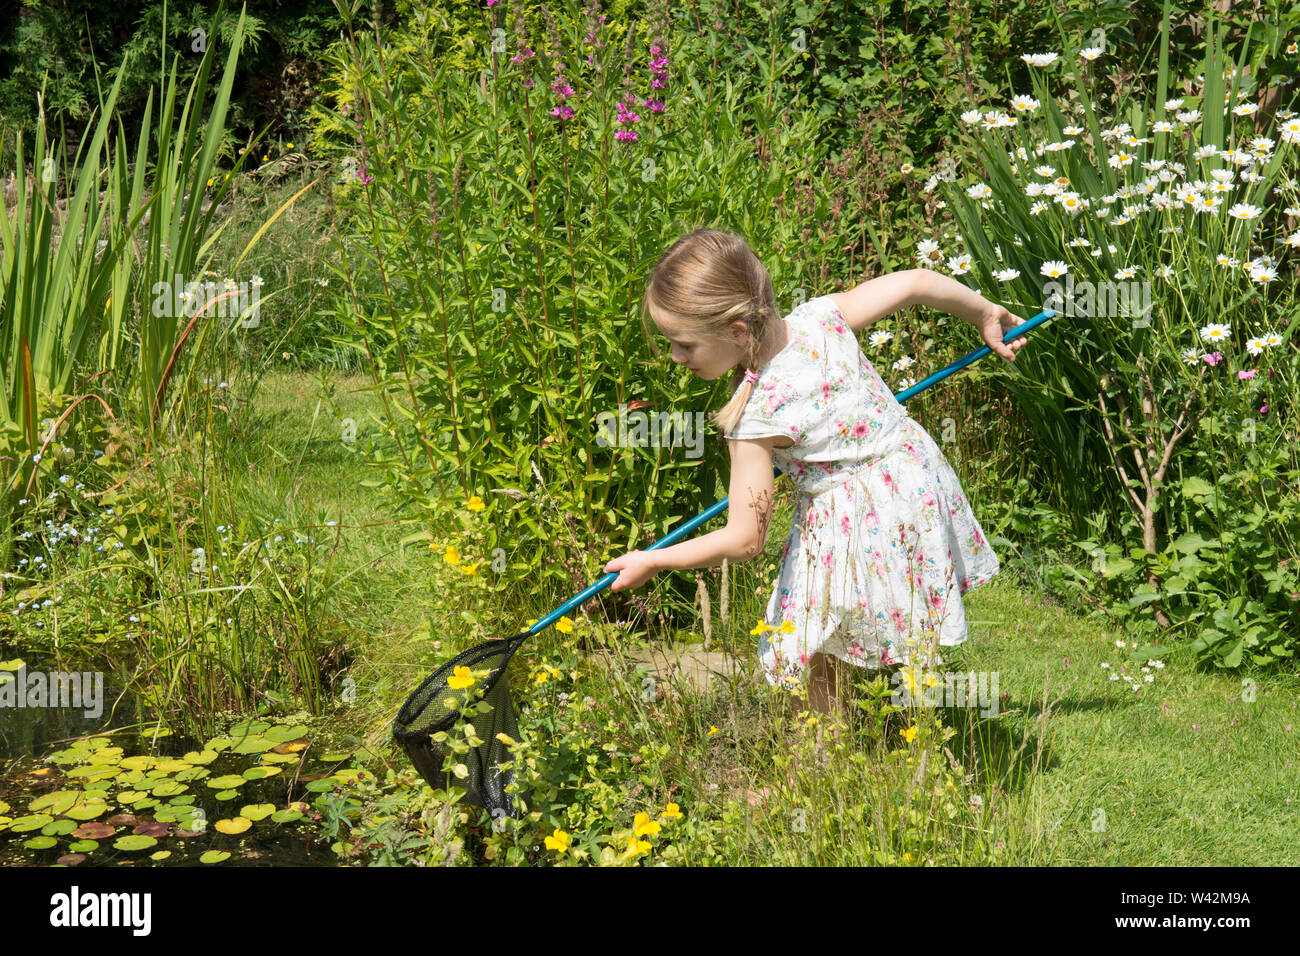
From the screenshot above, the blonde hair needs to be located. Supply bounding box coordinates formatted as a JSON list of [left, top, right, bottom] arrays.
[[638, 227, 779, 437]]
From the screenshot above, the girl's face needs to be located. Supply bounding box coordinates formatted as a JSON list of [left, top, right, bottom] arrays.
[[657, 317, 748, 380]]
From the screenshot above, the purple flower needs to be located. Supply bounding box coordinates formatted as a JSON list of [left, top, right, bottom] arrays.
[[1238, 368, 1257, 380], [1201, 351, 1223, 366]]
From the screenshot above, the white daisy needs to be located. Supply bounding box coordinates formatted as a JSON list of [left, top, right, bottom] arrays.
[[1198, 323, 1230, 342], [1021, 52, 1060, 67], [1040, 260, 1069, 278]]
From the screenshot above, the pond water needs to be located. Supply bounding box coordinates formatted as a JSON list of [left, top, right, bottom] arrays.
[[0, 643, 358, 866]]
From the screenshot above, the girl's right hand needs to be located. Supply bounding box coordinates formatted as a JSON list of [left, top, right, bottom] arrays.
[[976, 303, 1028, 362], [604, 550, 659, 592]]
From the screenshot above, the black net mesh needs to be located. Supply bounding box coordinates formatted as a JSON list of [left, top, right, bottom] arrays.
[[392, 635, 528, 818]]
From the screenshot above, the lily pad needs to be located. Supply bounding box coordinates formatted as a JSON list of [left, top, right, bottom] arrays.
[[264, 725, 311, 742], [199, 850, 230, 864], [240, 804, 275, 822], [214, 790, 239, 801], [55, 853, 87, 866], [319, 751, 355, 762], [29, 790, 83, 814], [133, 822, 170, 838], [269, 733, 311, 752], [229, 719, 272, 736], [173, 767, 209, 782], [65, 764, 120, 782], [0, 658, 25, 670], [113, 834, 157, 851], [117, 790, 148, 805], [205, 775, 248, 790], [155, 759, 193, 773], [64, 798, 108, 821], [67, 840, 99, 852], [333, 767, 373, 785], [72, 822, 115, 839], [215, 817, 251, 834], [261, 752, 301, 763], [149, 851, 172, 862], [150, 780, 187, 797], [120, 755, 160, 771], [40, 819, 78, 836], [269, 808, 303, 823], [242, 765, 281, 780], [106, 813, 138, 827], [230, 737, 276, 755], [23, 835, 58, 850], [182, 749, 219, 765], [9, 813, 54, 832], [204, 737, 235, 752]]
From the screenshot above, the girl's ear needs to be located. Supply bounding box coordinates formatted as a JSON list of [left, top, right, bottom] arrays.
[[728, 319, 751, 345]]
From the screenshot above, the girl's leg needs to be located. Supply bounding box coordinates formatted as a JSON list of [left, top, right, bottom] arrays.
[[806, 652, 848, 720]]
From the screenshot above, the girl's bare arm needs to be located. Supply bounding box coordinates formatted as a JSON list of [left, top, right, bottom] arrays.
[[650, 436, 780, 571]]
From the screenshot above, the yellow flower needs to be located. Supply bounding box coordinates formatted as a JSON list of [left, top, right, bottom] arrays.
[[900, 724, 918, 743], [556, 616, 574, 634], [534, 670, 550, 685], [447, 666, 476, 690], [620, 835, 651, 860], [466, 495, 485, 512], [206, 177, 214, 187], [778, 620, 797, 633], [544, 828, 570, 854], [750, 620, 774, 635], [443, 545, 460, 565], [495, 732, 515, 745], [461, 563, 478, 576], [287, 142, 295, 149], [633, 812, 661, 838], [660, 802, 683, 820], [706, 726, 719, 736]]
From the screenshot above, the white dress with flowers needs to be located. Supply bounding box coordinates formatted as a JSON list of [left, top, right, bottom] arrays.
[[722, 295, 1001, 686]]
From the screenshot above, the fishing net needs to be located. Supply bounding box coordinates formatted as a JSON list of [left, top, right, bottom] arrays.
[[392, 634, 529, 819]]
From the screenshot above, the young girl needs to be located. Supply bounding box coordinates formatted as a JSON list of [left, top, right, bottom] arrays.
[[603, 228, 1026, 720]]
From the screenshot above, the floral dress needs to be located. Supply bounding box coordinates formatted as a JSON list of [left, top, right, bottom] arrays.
[[722, 294, 1001, 686]]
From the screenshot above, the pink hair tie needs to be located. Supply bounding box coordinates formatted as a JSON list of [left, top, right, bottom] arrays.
[[743, 368, 759, 385]]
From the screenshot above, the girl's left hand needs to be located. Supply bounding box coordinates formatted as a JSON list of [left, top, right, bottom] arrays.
[[976, 303, 1028, 362], [603, 550, 659, 592]]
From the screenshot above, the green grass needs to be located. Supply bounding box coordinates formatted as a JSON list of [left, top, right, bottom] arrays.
[[230, 368, 1300, 865]]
